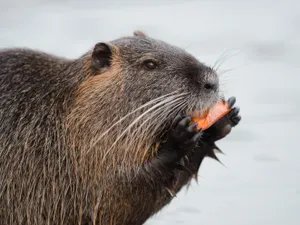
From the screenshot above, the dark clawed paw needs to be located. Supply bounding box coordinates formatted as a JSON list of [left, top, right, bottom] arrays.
[[226, 96, 241, 127], [203, 96, 241, 142], [169, 116, 203, 156], [221, 96, 242, 128]]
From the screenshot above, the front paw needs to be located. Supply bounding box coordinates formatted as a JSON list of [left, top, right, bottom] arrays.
[[226, 97, 242, 127], [161, 115, 203, 160], [204, 96, 241, 142]]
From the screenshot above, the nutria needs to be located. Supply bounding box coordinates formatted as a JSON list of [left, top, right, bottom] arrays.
[[0, 31, 241, 225]]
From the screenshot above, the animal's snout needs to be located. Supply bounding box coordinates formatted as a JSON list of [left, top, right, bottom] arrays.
[[202, 69, 219, 93], [204, 81, 218, 92], [195, 65, 219, 93]]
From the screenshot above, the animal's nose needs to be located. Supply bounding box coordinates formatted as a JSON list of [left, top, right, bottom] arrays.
[[204, 82, 218, 92]]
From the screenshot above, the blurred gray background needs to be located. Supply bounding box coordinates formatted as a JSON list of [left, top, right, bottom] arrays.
[[0, 0, 299, 224]]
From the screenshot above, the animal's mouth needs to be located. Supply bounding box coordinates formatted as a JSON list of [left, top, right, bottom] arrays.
[[186, 93, 224, 118], [187, 108, 209, 118], [185, 101, 217, 119]]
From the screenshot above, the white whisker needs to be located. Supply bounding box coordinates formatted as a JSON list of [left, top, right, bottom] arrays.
[[87, 91, 181, 152]]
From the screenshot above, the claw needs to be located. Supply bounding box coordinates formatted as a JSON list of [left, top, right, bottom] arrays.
[[229, 109, 241, 126], [178, 116, 192, 131], [187, 122, 199, 133], [231, 107, 240, 116], [227, 96, 236, 108], [233, 115, 242, 123]]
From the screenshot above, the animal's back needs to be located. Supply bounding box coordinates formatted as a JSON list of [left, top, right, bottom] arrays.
[[0, 49, 79, 224]]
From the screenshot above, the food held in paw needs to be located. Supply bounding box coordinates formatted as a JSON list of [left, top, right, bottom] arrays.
[[191, 100, 232, 131]]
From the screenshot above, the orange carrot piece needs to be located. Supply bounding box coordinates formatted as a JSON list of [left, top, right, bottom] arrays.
[[191, 101, 232, 131]]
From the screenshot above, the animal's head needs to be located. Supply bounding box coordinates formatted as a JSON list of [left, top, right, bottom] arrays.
[[89, 31, 219, 118], [70, 31, 220, 166]]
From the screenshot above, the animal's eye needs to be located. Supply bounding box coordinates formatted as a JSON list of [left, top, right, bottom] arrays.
[[143, 59, 158, 70]]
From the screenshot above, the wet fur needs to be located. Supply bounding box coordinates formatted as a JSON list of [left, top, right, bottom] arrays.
[[0, 32, 240, 225]]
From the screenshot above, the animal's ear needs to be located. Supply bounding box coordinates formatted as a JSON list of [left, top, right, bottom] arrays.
[[133, 30, 147, 37], [91, 42, 113, 72]]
